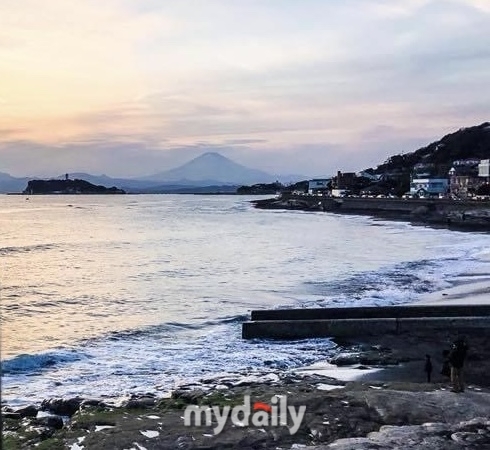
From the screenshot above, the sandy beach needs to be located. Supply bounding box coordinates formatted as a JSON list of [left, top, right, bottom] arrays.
[[416, 276, 490, 306]]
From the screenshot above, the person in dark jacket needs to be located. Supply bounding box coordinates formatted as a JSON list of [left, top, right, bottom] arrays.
[[424, 354, 433, 382], [449, 336, 468, 393]]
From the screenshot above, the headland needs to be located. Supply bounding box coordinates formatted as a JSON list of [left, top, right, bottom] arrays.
[[22, 179, 125, 195], [253, 195, 490, 231]]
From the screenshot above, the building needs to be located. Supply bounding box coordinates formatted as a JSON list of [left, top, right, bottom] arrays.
[[307, 179, 330, 195], [410, 178, 448, 197], [356, 171, 381, 181], [449, 160, 482, 198], [331, 171, 357, 190], [479, 159, 490, 179]]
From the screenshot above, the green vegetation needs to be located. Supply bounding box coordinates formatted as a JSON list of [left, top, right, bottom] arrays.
[[369, 122, 490, 176]]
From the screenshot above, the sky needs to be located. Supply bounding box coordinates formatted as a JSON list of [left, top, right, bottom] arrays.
[[1, 0, 489, 178]]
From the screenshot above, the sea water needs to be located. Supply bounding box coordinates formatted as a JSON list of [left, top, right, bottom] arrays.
[[1, 194, 489, 406]]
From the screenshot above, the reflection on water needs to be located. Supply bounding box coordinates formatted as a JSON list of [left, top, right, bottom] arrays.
[[1, 194, 486, 359]]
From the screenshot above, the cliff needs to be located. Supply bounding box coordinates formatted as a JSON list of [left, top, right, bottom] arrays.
[[23, 179, 125, 195]]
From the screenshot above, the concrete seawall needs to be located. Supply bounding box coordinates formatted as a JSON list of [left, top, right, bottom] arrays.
[[242, 305, 490, 339]]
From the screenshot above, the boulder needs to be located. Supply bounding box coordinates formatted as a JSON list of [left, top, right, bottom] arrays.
[[15, 404, 38, 418], [36, 415, 64, 430], [41, 397, 83, 416]]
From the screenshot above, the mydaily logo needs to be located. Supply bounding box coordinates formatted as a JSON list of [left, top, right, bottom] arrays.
[[183, 395, 306, 435]]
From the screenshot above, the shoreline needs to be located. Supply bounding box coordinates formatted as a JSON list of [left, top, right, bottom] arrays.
[[4, 289, 490, 449], [252, 195, 490, 232]]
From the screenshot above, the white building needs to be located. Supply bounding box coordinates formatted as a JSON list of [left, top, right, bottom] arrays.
[[479, 159, 490, 178], [410, 178, 448, 197]]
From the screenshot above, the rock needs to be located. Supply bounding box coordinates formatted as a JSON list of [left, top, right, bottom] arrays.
[[36, 415, 64, 430], [124, 397, 157, 409], [310, 417, 490, 449], [237, 429, 269, 448], [81, 399, 109, 408], [41, 397, 83, 416], [175, 435, 195, 449], [330, 353, 361, 366], [171, 389, 206, 404], [331, 350, 398, 367], [3, 412, 21, 419], [15, 404, 38, 418]]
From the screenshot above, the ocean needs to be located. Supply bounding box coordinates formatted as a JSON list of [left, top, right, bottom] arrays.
[[2, 194, 489, 407]]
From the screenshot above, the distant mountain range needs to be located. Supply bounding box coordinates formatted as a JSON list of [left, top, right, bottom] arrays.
[[0, 152, 305, 194], [3, 124, 488, 194]]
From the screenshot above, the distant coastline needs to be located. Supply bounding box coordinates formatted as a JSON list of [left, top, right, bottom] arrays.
[[253, 194, 490, 232], [22, 178, 126, 195]]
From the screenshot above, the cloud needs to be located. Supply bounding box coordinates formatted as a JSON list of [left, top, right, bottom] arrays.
[[0, 0, 488, 176]]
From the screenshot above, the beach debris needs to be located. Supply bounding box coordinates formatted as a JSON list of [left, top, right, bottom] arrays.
[[317, 383, 345, 391], [69, 437, 86, 450], [140, 430, 159, 438], [95, 425, 115, 432]]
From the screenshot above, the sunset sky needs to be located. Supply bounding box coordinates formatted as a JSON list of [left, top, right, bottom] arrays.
[[1, 0, 489, 177]]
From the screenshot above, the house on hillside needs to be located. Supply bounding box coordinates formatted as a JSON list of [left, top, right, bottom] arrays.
[[308, 179, 330, 195], [356, 171, 381, 181], [329, 171, 358, 197], [412, 163, 436, 178], [448, 159, 482, 198], [479, 159, 490, 181], [331, 171, 356, 189]]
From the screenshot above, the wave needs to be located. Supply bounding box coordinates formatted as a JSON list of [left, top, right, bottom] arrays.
[[98, 314, 250, 342], [2, 350, 86, 375], [302, 255, 473, 308], [0, 243, 58, 255]]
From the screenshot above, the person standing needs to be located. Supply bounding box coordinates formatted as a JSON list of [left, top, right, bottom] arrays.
[[449, 336, 468, 393], [424, 354, 433, 383]]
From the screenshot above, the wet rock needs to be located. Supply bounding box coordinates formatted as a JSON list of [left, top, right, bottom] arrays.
[[80, 399, 109, 408], [15, 404, 38, 418], [124, 397, 157, 408], [330, 353, 361, 366], [40, 397, 83, 416], [331, 351, 398, 367], [3, 412, 21, 419], [36, 415, 64, 430], [171, 389, 206, 404]]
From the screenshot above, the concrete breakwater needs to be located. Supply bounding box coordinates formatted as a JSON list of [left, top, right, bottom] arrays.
[[253, 196, 490, 230], [242, 305, 490, 339]]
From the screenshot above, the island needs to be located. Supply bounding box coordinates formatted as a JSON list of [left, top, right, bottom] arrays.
[[23, 178, 126, 195]]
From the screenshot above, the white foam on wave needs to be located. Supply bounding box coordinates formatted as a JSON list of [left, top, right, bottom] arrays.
[[3, 214, 490, 408], [1, 322, 337, 406], [1, 349, 85, 374]]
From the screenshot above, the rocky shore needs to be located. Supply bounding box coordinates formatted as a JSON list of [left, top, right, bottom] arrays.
[[253, 195, 490, 231], [3, 328, 490, 449]]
